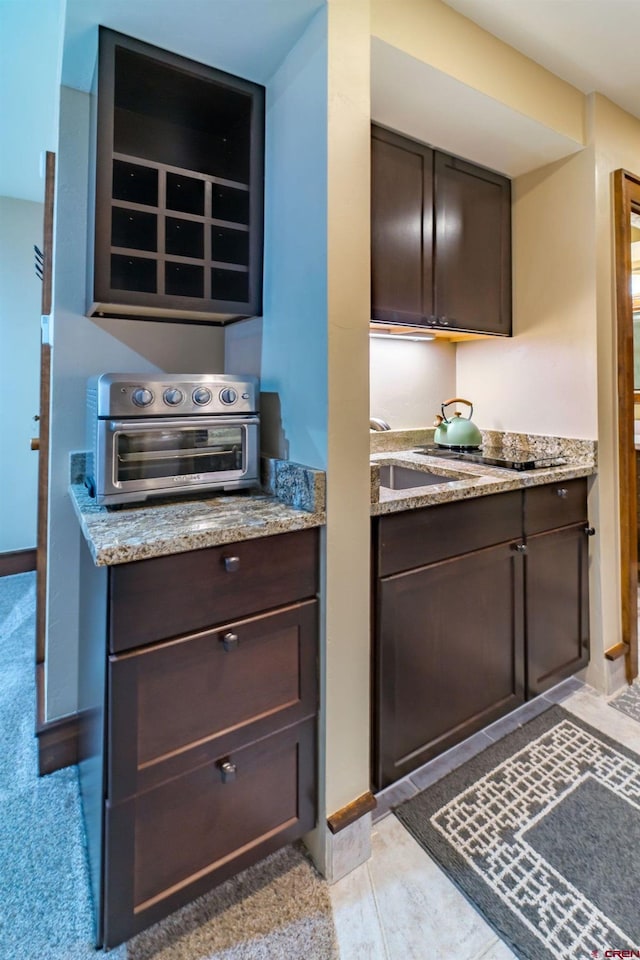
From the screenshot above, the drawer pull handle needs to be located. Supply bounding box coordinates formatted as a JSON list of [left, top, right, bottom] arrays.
[[219, 760, 237, 784], [584, 526, 596, 537], [512, 542, 527, 554], [223, 555, 240, 573], [557, 488, 569, 499], [220, 631, 239, 652]]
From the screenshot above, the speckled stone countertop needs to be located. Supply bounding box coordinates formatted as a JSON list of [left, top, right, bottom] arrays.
[[370, 429, 597, 516], [70, 457, 325, 566]]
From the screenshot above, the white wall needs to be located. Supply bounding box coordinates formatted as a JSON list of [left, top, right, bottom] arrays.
[[370, 337, 456, 429], [0, 197, 43, 552], [226, 9, 328, 469], [371, 0, 585, 147], [322, 0, 371, 825], [46, 86, 225, 721], [456, 148, 598, 440]]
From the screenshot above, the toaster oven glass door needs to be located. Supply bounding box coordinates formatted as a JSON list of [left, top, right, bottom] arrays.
[[115, 423, 245, 483]]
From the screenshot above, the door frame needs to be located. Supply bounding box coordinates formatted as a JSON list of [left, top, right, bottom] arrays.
[[35, 151, 83, 775], [36, 155, 54, 667], [613, 168, 639, 682]]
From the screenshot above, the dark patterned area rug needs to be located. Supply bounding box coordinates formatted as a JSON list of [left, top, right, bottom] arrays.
[[610, 681, 640, 724], [395, 706, 640, 960]]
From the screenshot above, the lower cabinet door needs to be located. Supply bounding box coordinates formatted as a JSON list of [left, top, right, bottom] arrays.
[[374, 542, 525, 790], [102, 719, 316, 948], [525, 523, 590, 697]]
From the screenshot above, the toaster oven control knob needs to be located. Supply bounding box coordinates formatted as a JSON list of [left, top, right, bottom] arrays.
[[131, 387, 154, 407], [163, 387, 184, 406], [219, 387, 238, 405], [192, 387, 212, 406]]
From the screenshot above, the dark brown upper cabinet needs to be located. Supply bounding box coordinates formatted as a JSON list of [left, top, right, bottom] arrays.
[[371, 125, 512, 337], [87, 29, 265, 325]]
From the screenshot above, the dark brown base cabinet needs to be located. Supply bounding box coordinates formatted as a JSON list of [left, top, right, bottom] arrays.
[[373, 479, 591, 790], [524, 483, 591, 696], [78, 528, 319, 948]]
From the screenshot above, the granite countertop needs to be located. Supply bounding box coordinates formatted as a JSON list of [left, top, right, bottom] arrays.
[[71, 430, 597, 563], [369, 429, 597, 516], [70, 458, 326, 566]]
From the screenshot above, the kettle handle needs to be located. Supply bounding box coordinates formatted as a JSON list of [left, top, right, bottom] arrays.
[[441, 398, 474, 423]]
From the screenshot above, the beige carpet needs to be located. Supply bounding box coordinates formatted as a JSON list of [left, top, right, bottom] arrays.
[[124, 843, 339, 960], [0, 571, 337, 960]]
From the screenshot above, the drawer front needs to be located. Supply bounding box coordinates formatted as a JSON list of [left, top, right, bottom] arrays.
[[103, 719, 316, 948], [109, 527, 319, 653], [377, 490, 522, 577], [523, 478, 588, 536], [108, 601, 318, 800]]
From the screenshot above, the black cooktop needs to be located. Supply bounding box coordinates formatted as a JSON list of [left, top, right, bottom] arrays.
[[413, 444, 567, 471]]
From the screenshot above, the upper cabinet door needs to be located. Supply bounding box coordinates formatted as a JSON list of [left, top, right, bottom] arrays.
[[371, 126, 434, 326], [88, 29, 265, 325], [370, 125, 512, 338], [434, 152, 512, 336]]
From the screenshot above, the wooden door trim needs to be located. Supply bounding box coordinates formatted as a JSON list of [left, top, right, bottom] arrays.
[[613, 168, 640, 682], [35, 663, 84, 775], [327, 791, 377, 834], [42, 151, 55, 315], [36, 151, 55, 666], [0, 549, 36, 577]]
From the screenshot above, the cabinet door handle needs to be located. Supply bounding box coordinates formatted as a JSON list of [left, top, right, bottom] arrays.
[[512, 542, 527, 554], [219, 760, 237, 783], [220, 631, 239, 652], [556, 488, 569, 499], [584, 526, 596, 537], [223, 555, 240, 573]]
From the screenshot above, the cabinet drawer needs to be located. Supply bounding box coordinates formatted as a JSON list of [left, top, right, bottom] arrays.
[[102, 719, 316, 948], [523, 479, 588, 536], [107, 601, 318, 800], [109, 527, 319, 653], [377, 490, 522, 577]]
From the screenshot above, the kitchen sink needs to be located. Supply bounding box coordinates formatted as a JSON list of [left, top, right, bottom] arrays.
[[378, 464, 464, 490]]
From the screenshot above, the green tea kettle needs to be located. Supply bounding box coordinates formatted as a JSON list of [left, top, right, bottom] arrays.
[[433, 398, 482, 448]]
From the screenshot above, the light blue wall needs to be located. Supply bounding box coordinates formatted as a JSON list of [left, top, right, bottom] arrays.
[[47, 6, 329, 720], [0, 0, 63, 202], [46, 86, 225, 720], [0, 197, 43, 552], [226, 9, 328, 469]]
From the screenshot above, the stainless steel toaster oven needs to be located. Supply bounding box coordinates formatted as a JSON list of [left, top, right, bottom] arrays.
[[86, 374, 260, 505]]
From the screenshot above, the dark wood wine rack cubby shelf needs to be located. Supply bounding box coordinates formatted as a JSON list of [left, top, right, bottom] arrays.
[[88, 29, 265, 325], [109, 153, 251, 302]]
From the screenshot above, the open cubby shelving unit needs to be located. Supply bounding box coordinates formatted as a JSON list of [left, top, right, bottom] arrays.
[[88, 29, 265, 325]]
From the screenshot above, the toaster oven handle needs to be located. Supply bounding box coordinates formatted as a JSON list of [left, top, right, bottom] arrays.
[[106, 415, 260, 431]]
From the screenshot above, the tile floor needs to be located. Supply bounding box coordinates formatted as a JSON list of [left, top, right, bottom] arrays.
[[328, 677, 640, 960]]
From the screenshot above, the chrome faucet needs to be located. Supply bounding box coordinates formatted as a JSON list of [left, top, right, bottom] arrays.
[[369, 417, 391, 431]]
